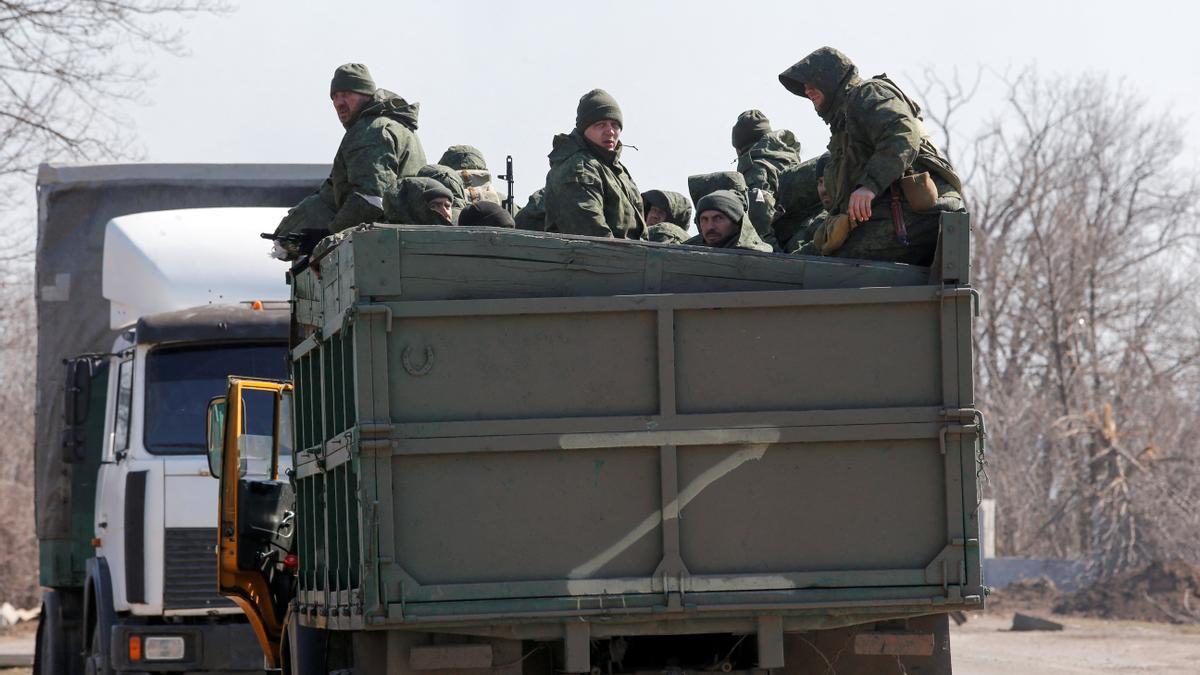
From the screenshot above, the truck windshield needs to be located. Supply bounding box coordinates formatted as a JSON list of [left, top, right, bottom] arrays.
[[144, 343, 287, 455]]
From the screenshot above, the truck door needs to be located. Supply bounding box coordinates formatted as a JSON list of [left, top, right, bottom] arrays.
[[207, 378, 294, 668]]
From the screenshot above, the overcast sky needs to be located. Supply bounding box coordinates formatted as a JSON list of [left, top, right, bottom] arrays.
[[124, 0, 1200, 210]]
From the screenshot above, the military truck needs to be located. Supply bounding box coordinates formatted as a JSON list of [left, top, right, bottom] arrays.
[[33, 163, 326, 673], [208, 216, 985, 674]]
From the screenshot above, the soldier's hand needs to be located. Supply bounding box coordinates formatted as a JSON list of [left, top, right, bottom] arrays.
[[848, 187, 876, 222]]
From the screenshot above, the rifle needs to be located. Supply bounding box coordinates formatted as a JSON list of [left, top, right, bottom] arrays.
[[261, 229, 328, 262], [499, 155, 515, 214]]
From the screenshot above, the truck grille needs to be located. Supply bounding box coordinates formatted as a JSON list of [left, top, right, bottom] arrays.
[[163, 528, 235, 610]]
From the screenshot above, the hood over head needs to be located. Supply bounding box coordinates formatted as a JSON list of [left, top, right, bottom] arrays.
[[687, 171, 748, 209], [417, 163, 467, 206], [385, 176, 453, 225], [439, 145, 489, 171], [641, 189, 693, 227], [778, 47, 859, 122], [732, 109, 772, 154], [349, 88, 420, 130]]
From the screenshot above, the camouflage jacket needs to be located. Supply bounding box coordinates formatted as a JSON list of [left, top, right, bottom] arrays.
[[771, 157, 824, 249], [685, 215, 773, 253], [275, 89, 427, 236], [515, 188, 546, 231], [642, 189, 693, 228], [543, 130, 646, 239], [779, 50, 960, 216], [736, 129, 802, 195]]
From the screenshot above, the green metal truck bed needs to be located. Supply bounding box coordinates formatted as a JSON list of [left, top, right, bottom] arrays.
[[287, 218, 983, 638]]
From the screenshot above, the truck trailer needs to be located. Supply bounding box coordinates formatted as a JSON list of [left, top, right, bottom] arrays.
[[208, 216, 985, 674], [33, 163, 326, 674]]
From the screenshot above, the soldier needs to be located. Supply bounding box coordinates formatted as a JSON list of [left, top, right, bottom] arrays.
[[778, 47, 963, 265], [417, 163, 468, 223], [271, 63, 427, 257], [384, 176, 455, 226], [514, 188, 547, 231], [642, 190, 692, 229], [543, 89, 646, 239], [732, 109, 803, 195], [458, 201, 517, 228], [685, 190, 772, 252], [688, 171, 779, 250], [438, 144, 503, 205]]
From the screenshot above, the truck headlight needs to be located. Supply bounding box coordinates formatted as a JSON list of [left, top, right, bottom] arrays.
[[143, 636, 186, 660]]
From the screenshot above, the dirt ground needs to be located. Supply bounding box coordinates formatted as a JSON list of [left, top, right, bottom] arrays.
[[951, 608, 1200, 674]]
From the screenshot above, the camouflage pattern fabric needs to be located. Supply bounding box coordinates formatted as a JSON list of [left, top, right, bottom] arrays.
[[515, 188, 546, 231], [772, 157, 824, 249], [384, 176, 453, 226], [736, 129, 802, 195], [687, 171, 778, 250], [543, 130, 645, 239], [277, 88, 426, 236], [684, 215, 773, 253], [459, 168, 504, 205], [646, 223, 690, 244], [418, 164, 468, 223], [779, 47, 963, 265], [439, 144, 489, 171], [641, 189, 693, 228]]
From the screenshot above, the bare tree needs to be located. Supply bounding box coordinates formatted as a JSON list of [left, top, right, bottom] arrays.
[[920, 68, 1200, 577], [0, 0, 224, 605]]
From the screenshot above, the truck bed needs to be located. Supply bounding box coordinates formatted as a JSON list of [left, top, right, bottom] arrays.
[[287, 219, 983, 637]]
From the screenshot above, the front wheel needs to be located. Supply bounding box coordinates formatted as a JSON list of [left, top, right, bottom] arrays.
[[84, 621, 107, 675]]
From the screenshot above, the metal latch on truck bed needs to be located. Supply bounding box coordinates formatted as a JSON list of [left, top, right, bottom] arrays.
[[938, 284, 981, 316]]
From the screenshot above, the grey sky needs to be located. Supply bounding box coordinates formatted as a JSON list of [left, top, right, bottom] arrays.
[[127, 0, 1200, 210]]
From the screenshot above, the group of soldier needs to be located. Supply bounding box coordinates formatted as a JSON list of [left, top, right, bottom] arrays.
[[272, 47, 963, 267]]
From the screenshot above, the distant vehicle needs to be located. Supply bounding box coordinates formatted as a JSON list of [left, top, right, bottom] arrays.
[[33, 164, 325, 674], [207, 218, 986, 675]]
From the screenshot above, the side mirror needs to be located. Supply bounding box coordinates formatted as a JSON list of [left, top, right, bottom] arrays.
[[61, 358, 94, 463], [207, 396, 227, 478]]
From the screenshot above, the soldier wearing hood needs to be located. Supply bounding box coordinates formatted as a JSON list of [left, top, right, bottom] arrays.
[[778, 47, 963, 265], [642, 190, 692, 229], [271, 63, 427, 257], [732, 110, 803, 196], [438, 144, 503, 206], [543, 89, 646, 239], [685, 190, 773, 253], [384, 176, 455, 226], [417, 164, 468, 223]]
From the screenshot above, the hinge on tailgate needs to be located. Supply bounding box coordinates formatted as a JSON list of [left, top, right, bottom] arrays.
[[940, 408, 989, 485]]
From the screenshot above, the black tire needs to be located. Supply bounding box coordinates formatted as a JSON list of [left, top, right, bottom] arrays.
[[84, 621, 107, 675]]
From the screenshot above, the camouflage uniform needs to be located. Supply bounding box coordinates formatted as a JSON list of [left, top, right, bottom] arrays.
[[515, 188, 546, 231], [772, 157, 825, 251], [276, 69, 426, 237], [647, 223, 690, 244], [732, 110, 803, 196], [417, 164, 468, 223], [543, 90, 645, 239], [384, 176, 454, 226], [688, 172, 778, 251], [685, 189, 773, 253], [439, 145, 503, 205], [641, 190, 693, 228], [779, 47, 963, 265]]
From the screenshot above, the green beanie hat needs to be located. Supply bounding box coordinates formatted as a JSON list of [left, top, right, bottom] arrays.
[[732, 110, 771, 153], [695, 190, 746, 226], [330, 63, 376, 98], [575, 89, 623, 132]]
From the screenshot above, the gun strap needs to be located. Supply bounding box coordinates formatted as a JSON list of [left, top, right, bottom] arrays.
[[890, 181, 909, 246]]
